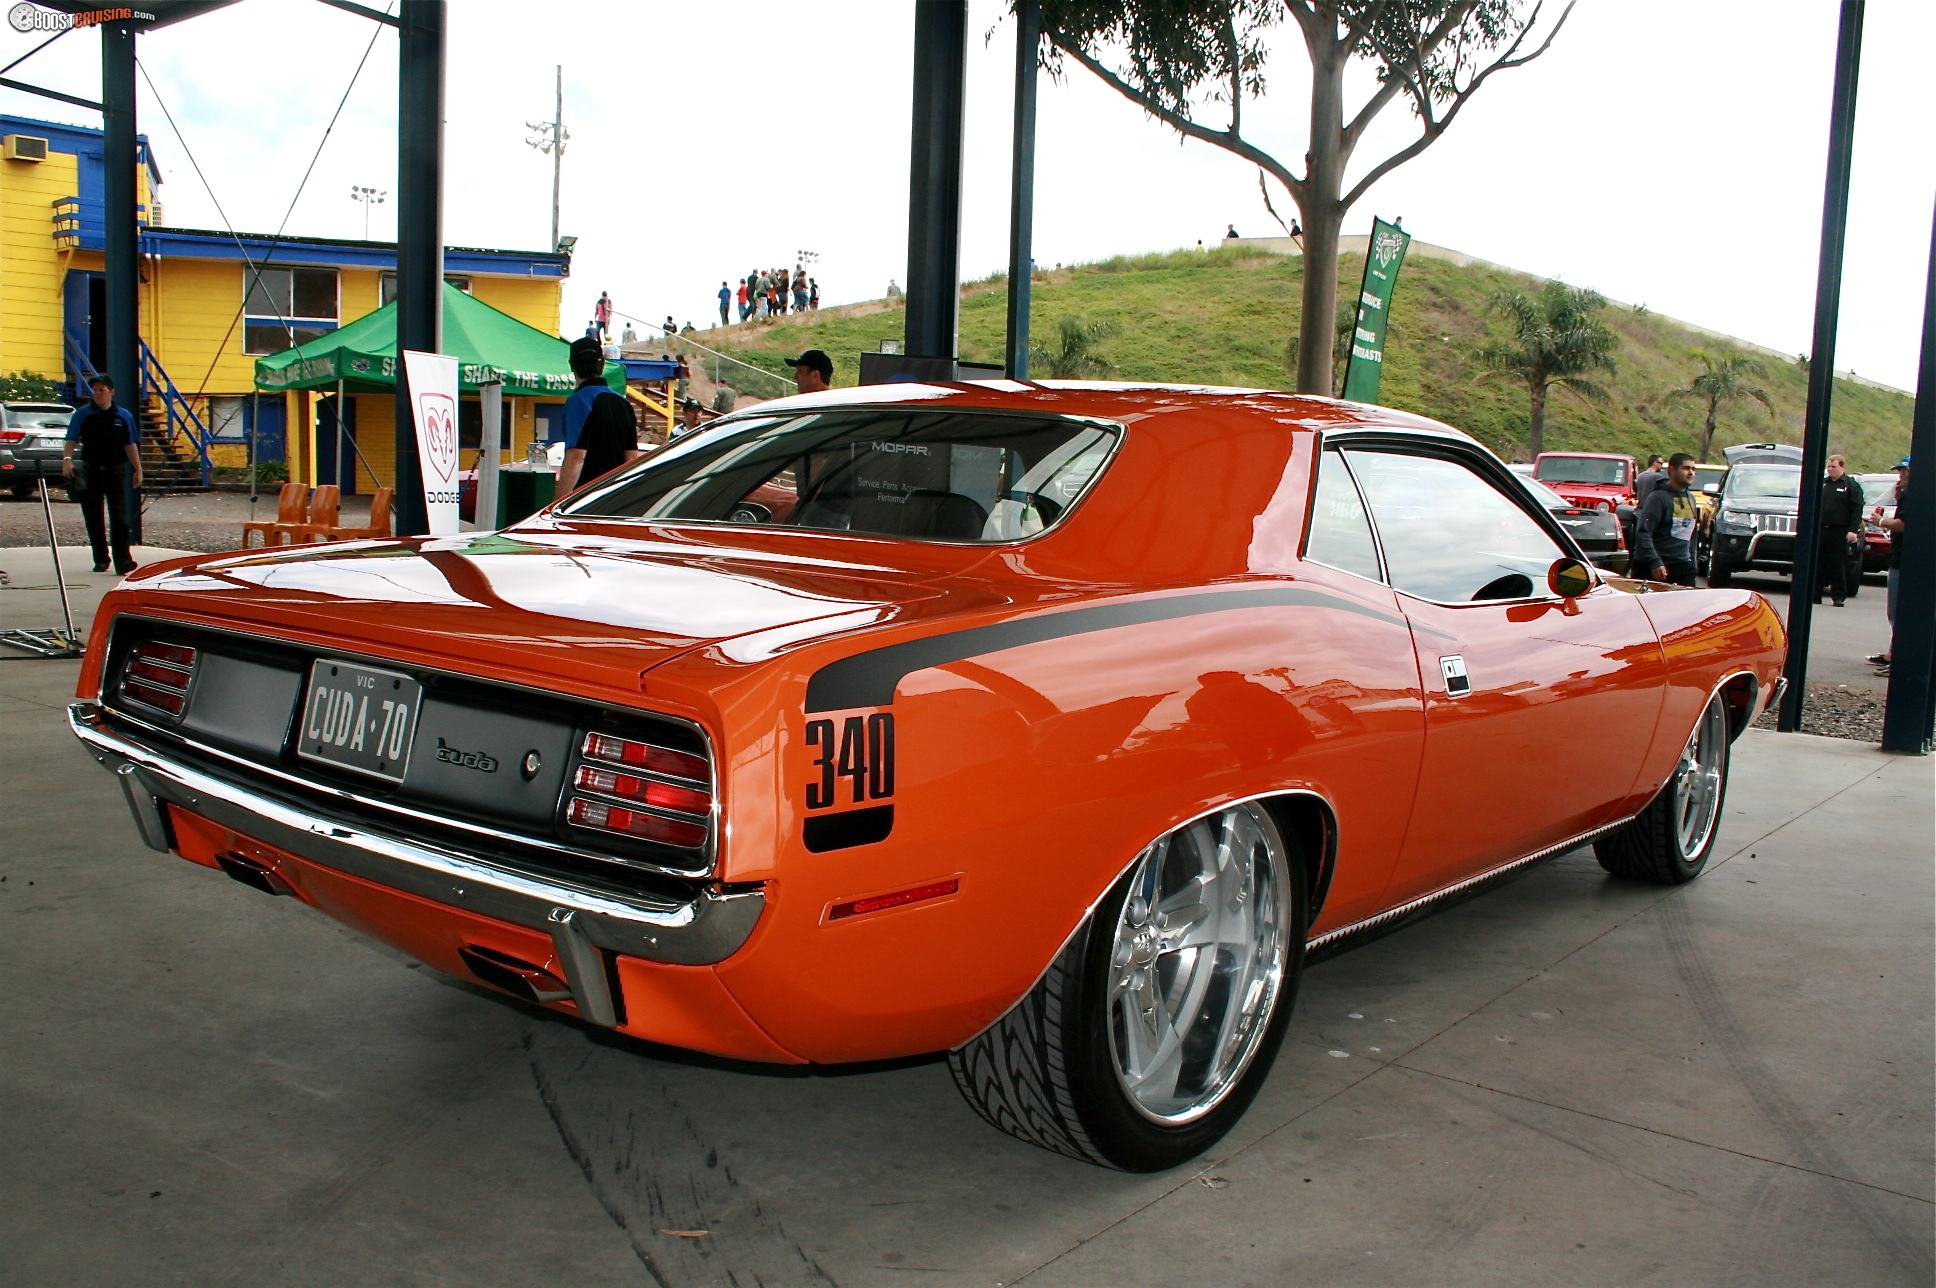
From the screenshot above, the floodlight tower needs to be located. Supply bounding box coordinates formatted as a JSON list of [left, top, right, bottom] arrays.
[[525, 65, 569, 252], [349, 185, 387, 241]]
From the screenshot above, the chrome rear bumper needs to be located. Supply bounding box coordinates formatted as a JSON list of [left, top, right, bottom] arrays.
[[70, 702, 764, 1024]]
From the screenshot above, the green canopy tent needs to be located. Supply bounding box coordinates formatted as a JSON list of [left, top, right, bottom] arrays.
[[253, 281, 628, 396]]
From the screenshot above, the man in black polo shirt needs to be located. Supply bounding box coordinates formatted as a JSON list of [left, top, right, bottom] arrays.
[[61, 376, 143, 574], [1815, 454, 1865, 606], [554, 336, 641, 496]]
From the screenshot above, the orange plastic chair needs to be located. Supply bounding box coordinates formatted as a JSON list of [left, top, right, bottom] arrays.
[[241, 483, 308, 548], [284, 485, 341, 543], [325, 487, 394, 541]]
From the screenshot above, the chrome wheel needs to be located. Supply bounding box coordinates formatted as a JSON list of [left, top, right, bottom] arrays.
[[1673, 699, 1728, 858], [1106, 802, 1290, 1125]]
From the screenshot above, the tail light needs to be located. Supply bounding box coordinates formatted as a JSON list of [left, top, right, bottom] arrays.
[[120, 639, 197, 716], [580, 731, 707, 782], [573, 765, 709, 814], [0, 429, 25, 445], [567, 731, 711, 850]]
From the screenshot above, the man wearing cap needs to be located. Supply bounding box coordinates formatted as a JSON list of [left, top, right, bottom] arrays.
[[785, 349, 833, 396], [556, 335, 642, 496]]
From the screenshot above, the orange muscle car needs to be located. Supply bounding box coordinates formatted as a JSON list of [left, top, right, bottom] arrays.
[[71, 383, 1787, 1171]]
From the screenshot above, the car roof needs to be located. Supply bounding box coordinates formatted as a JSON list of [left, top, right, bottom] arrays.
[[1534, 451, 1630, 460], [711, 380, 1483, 447], [4, 402, 73, 410]]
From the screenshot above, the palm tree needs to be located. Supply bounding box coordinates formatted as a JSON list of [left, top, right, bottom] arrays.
[[1475, 282, 1619, 457], [1669, 351, 1775, 462], [1030, 314, 1116, 378]]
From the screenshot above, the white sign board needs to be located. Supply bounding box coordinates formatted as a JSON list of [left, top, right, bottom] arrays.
[[402, 349, 461, 535]]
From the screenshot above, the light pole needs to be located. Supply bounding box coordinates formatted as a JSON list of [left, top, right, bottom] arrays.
[[526, 65, 568, 251], [349, 185, 387, 241]]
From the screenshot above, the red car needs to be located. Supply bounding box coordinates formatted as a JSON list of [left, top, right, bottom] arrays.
[[1534, 451, 1638, 512], [70, 383, 1787, 1171]]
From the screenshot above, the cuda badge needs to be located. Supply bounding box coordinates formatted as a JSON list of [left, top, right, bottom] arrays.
[[1439, 656, 1472, 698], [435, 737, 499, 773]]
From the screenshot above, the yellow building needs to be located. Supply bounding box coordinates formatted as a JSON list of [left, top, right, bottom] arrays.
[[0, 111, 575, 492]]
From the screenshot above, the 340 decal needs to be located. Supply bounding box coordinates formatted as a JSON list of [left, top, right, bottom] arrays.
[[805, 713, 895, 808]]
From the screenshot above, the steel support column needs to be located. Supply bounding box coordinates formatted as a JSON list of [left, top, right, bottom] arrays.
[[393, 0, 446, 538], [1780, 0, 1864, 731], [905, 0, 967, 364], [1880, 199, 1936, 753], [1004, 0, 1039, 380], [100, 21, 139, 413]]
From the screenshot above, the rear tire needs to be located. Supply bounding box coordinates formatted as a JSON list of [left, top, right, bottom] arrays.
[[949, 801, 1305, 1172], [1595, 695, 1731, 884]]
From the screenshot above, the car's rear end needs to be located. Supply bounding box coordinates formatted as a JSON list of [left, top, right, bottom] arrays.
[[0, 401, 75, 495], [1858, 473, 1899, 574]]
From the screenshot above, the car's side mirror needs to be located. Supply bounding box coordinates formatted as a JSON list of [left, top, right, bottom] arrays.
[[1702, 483, 1720, 493], [1548, 557, 1595, 608]]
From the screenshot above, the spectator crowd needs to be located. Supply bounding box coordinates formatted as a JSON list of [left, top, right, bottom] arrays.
[[727, 266, 820, 325]]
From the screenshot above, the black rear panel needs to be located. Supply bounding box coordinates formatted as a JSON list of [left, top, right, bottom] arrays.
[[102, 616, 714, 880]]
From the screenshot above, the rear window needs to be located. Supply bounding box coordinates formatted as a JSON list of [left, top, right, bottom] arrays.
[[5, 405, 73, 429], [1534, 456, 1627, 485], [563, 408, 1120, 543]]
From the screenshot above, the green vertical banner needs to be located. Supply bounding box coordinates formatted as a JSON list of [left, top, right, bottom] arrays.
[[1340, 217, 1411, 403]]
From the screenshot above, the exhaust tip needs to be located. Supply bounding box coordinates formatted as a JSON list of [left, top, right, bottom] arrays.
[[214, 851, 293, 897], [458, 944, 574, 1005]]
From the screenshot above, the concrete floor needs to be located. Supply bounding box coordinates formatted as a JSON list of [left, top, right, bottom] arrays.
[[2, 558, 1931, 1287]]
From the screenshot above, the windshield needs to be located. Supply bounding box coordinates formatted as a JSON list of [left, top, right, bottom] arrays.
[[563, 408, 1121, 543], [1860, 476, 1900, 507], [1691, 465, 1728, 490], [1727, 465, 1801, 500], [1535, 456, 1627, 485], [1520, 478, 1575, 510], [5, 405, 73, 430]]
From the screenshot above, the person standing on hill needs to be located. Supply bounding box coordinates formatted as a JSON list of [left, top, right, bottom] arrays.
[[556, 336, 642, 496], [61, 375, 142, 574], [717, 281, 731, 328], [1633, 452, 1699, 586], [1816, 454, 1866, 607], [594, 291, 613, 339], [793, 274, 809, 313], [809, 278, 820, 310]]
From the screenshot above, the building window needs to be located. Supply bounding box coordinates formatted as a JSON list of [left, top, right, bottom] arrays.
[[380, 273, 472, 306], [243, 267, 339, 355]]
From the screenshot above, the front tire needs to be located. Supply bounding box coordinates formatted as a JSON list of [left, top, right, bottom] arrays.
[[1595, 695, 1732, 884], [1706, 558, 1735, 588], [949, 801, 1305, 1171]]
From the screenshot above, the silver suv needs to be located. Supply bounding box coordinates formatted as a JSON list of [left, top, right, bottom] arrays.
[[0, 402, 77, 498]]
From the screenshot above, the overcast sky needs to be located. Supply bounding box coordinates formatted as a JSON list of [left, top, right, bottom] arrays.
[[2, 0, 1930, 391]]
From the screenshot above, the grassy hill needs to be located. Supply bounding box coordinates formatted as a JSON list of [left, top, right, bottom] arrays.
[[702, 245, 1913, 472]]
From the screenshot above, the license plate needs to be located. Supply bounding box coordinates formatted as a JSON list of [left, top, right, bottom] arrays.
[[298, 659, 422, 782]]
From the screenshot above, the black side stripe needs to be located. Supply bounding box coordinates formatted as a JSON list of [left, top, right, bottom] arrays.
[[805, 586, 1406, 712]]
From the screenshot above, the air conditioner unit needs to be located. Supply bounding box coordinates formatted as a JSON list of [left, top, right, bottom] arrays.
[[146, 203, 164, 226], [3, 135, 49, 162]]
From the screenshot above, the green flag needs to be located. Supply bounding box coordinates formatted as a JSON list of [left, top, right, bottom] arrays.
[[1340, 218, 1411, 404]]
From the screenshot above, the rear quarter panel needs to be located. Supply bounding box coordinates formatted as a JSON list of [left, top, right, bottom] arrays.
[[1633, 587, 1786, 801]]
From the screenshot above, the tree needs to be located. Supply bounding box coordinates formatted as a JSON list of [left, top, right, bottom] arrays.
[[1030, 314, 1118, 377], [1034, 0, 1574, 394], [1474, 281, 1617, 457], [1669, 350, 1775, 462]]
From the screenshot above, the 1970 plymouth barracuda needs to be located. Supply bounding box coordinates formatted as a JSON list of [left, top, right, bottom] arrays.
[[71, 382, 1787, 1171]]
